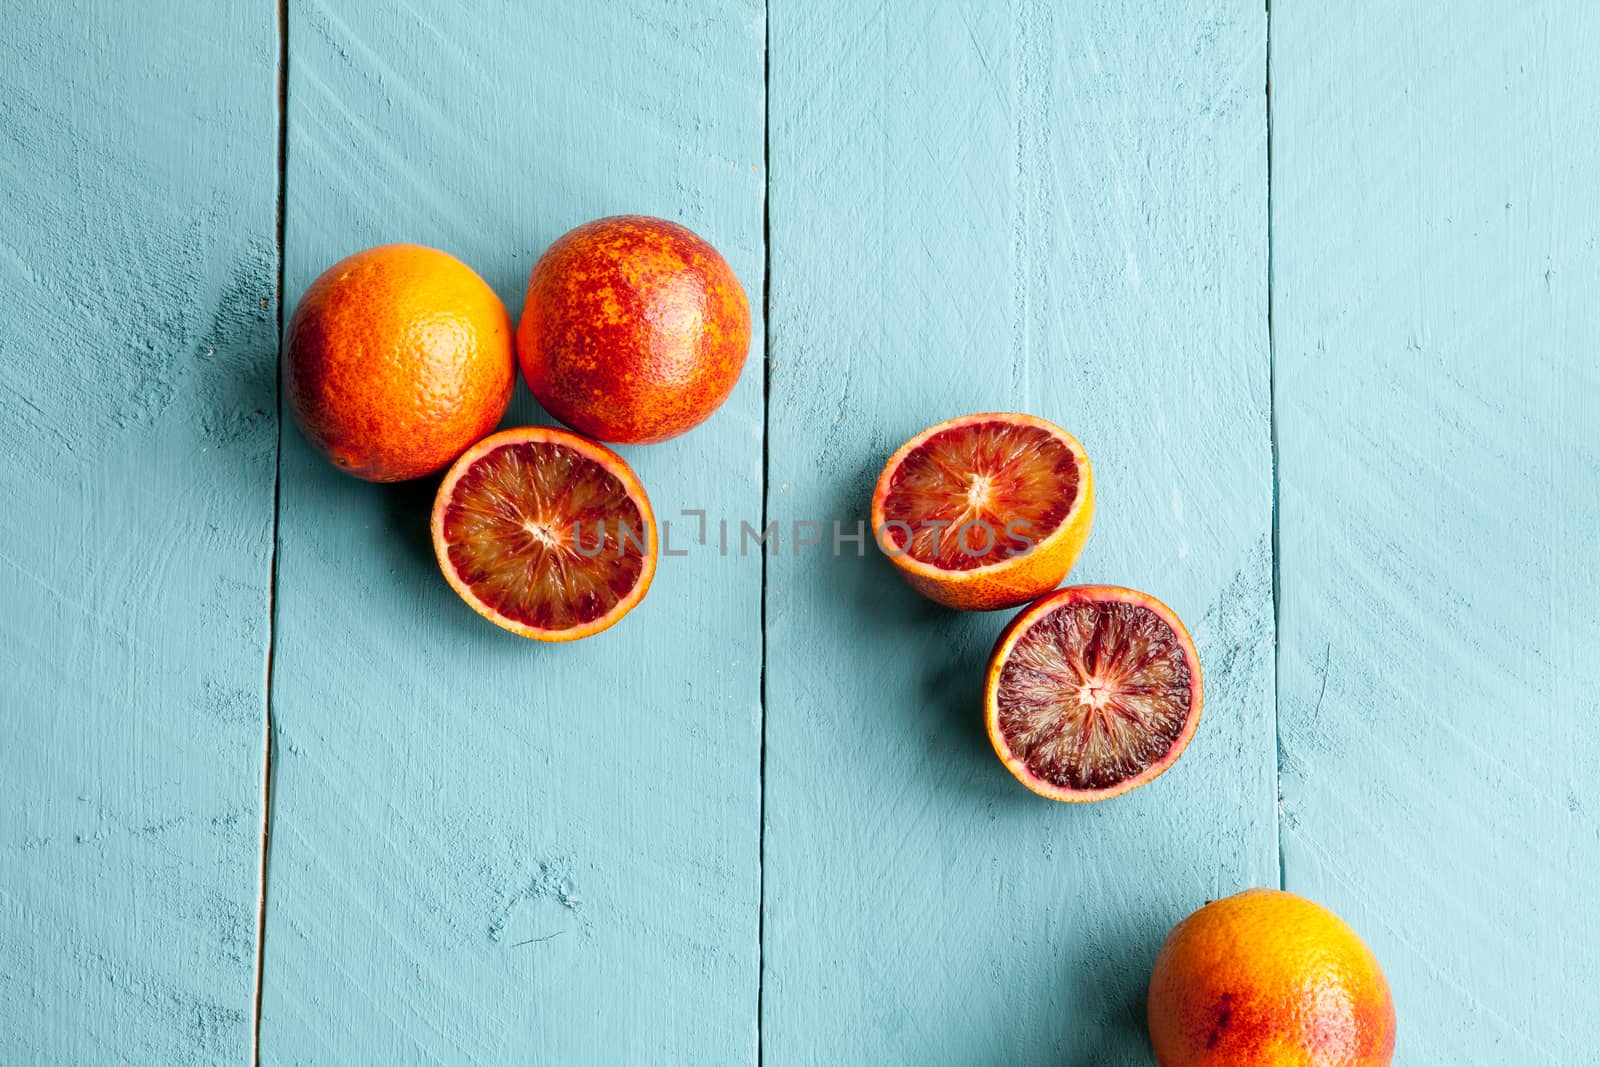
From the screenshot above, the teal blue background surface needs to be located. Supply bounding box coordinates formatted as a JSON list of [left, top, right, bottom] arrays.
[[1, 1, 1596, 1063]]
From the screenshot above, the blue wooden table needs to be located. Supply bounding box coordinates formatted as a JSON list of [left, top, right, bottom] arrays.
[[3, 2, 1596, 1063]]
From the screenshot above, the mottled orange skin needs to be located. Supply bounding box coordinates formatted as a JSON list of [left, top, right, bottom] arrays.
[[286, 244, 515, 482], [517, 215, 751, 444], [870, 413, 1094, 611], [1148, 890, 1397, 1067]]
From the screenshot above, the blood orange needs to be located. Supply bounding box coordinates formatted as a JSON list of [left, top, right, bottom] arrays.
[[430, 427, 657, 642], [870, 413, 1093, 611], [517, 215, 751, 444], [984, 585, 1201, 801], [1148, 889, 1396, 1067], [285, 244, 514, 482]]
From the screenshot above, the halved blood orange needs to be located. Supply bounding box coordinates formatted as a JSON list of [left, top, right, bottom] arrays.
[[431, 427, 657, 641], [985, 585, 1202, 801], [870, 413, 1093, 611]]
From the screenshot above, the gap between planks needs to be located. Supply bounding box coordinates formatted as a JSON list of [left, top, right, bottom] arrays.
[[1265, 0, 1284, 893], [756, 3, 773, 1064], [252, 0, 290, 1060]]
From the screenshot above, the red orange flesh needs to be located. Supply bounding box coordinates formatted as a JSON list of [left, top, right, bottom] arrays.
[[430, 427, 656, 641], [870, 413, 1094, 611], [984, 585, 1201, 801], [517, 215, 751, 444]]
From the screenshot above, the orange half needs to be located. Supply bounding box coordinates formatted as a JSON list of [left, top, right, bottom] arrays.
[[431, 427, 657, 641], [870, 413, 1093, 611], [985, 585, 1202, 801]]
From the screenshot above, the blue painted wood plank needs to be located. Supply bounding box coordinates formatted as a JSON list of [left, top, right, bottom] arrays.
[[1274, 4, 1600, 1061], [258, 2, 765, 1062], [0, 4, 279, 1063], [765, 2, 1273, 1062]]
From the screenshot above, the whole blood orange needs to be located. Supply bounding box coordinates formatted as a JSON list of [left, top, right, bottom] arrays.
[[1147, 889, 1397, 1067], [516, 215, 751, 444], [985, 585, 1201, 801], [870, 413, 1093, 611], [285, 244, 515, 481], [431, 426, 656, 642]]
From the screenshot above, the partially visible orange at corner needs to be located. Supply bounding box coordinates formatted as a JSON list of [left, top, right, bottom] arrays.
[[1147, 889, 1396, 1067], [285, 244, 515, 482]]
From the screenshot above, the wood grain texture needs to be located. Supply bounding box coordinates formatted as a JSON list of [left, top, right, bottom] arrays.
[[258, 1, 765, 1062], [1273, 4, 1600, 1061], [0, 2, 279, 1063], [764, 2, 1274, 1062], [13, 3, 1594, 1062]]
